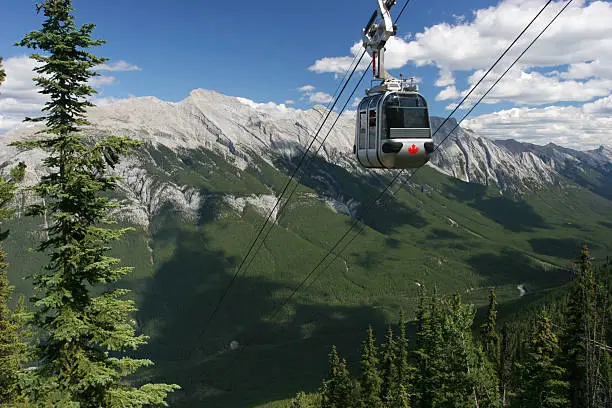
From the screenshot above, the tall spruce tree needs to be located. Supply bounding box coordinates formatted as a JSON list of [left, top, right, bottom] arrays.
[[380, 326, 397, 404], [395, 310, 413, 398], [561, 244, 609, 408], [413, 289, 445, 407], [499, 322, 519, 407], [389, 384, 410, 408], [481, 288, 501, 374], [439, 294, 500, 408], [515, 314, 569, 408], [320, 345, 357, 408], [0, 163, 30, 405], [360, 326, 383, 408], [13, 0, 179, 405]]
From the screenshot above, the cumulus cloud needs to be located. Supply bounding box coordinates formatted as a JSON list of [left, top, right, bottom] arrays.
[[296, 85, 334, 105], [236, 97, 298, 114], [308, 91, 333, 104], [298, 85, 316, 92], [94, 60, 141, 72], [310, 0, 612, 109], [0, 56, 47, 132], [454, 65, 612, 107], [0, 55, 133, 133], [436, 85, 459, 101], [435, 69, 455, 87], [284, 99, 295, 105], [91, 96, 127, 107], [462, 97, 612, 150], [88, 75, 116, 88]]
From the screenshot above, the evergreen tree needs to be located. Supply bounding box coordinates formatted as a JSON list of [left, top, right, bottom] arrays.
[[360, 326, 383, 408], [438, 294, 500, 408], [320, 346, 357, 408], [13, 0, 179, 405], [481, 288, 501, 374], [499, 322, 519, 407], [0, 163, 30, 405], [290, 391, 316, 408], [395, 310, 413, 397], [388, 384, 410, 408], [561, 244, 609, 408], [413, 289, 445, 407], [515, 315, 569, 408], [380, 326, 397, 404]]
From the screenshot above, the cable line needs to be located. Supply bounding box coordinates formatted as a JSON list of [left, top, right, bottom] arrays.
[[199, 0, 418, 337]]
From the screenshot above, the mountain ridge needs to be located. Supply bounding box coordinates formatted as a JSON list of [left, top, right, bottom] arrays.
[[1, 88, 611, 214]]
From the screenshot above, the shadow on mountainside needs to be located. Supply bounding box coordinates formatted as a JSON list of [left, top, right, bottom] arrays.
[[443, 180, 549, 233], [529, 237, 600, 259], [129, 192, 391, 408], [467, 247, 572, 289], [274, 154, 428, 235]]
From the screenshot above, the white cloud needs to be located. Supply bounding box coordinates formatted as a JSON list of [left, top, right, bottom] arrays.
[[0, 56, 47, 132], [583, 94, 612, 114], [308, 91, 333, 104], [0, 55, 127, 133], [462, 97, 612, 150], [297, 84, 334, 105], [453, 14, 466, 24], [94, 60, 141, 72], [436, 85, 459, 101], [284, 99, 295, 105], [298, 85, 316, 92], [236, 97, 298, 114], [88, 75, 116, 88], [91, 96, 126, 107], [457, 65, 612, 106], [310, 0, 612, 108], [435, 69, 455, 87], [352, 97, 361, 107]]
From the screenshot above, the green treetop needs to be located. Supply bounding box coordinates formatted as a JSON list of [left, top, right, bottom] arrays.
[[516, 314, 569, 408], [360, 326, 382, 408]]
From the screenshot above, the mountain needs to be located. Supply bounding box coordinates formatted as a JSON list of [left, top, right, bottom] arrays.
[[1, 89, 611, 407]]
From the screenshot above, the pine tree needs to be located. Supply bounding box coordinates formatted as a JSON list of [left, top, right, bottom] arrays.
[[388, 384, 410, 408], [499, 322, 519, 406], [360, 326, 383, 408], [13, 1, 179, 405], [380, 326, 397, 404], [413, 289, 445, 407], [560, 244, 609, 408], [290, 391, 316, 408], [320, 345, 357, 408], [516, 314, 569, 408], [395, 310, 413, 397], [0, 163, 30, 405], [481, 288, 501, 374]]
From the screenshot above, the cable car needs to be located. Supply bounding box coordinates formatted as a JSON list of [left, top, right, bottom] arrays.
[[353, 0, 434, 169], [354, 86, 434, 169]]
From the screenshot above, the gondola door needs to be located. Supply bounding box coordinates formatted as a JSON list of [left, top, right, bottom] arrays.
[[356, 107, 369, 167], [366, 94, 383, 168]]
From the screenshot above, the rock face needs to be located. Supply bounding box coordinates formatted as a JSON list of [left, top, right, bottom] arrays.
[[1, 88, 610, 227]]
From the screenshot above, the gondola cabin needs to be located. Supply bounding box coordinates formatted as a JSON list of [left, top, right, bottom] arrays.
[[353, 91, 434, 169]]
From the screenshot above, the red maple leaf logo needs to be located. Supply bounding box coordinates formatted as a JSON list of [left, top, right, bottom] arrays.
[[408, 144, 419, 154]]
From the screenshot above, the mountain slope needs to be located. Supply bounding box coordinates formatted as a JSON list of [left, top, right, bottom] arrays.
[[0, 89, 611, 407]]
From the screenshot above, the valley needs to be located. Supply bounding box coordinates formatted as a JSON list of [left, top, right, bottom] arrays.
[[1, 90, 611, 406]]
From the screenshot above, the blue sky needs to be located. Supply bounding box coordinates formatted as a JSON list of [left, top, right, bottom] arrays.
[[1, 0, 612, 150], [0, 0, 518, 115]]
